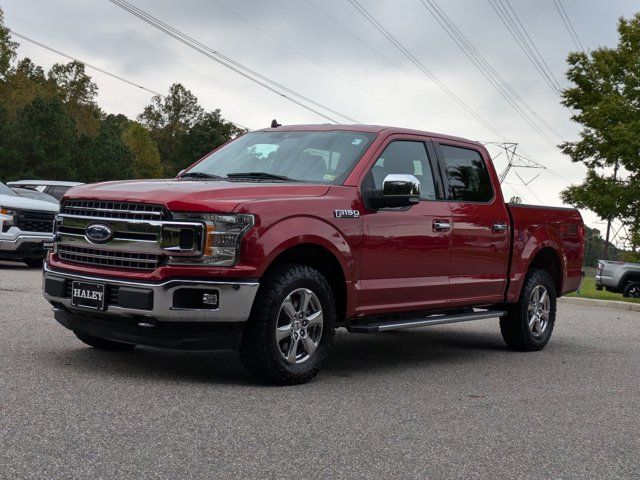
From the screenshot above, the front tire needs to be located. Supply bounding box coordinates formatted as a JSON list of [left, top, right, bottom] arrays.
[[74, 332, 137, 351], [500, 268, 557, 351], [240, 264, 336, 385], [24, 258, 43, 268]]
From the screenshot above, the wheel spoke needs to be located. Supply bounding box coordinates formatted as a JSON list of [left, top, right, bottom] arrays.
[[301, 336, 317, 356], [306, 310, 323, 327], [281, 297, 296, 320], [276, 324, 292, 342], [539, 289, 547, 304], [287, 337, 299, 363], [300, 289, 312, 314], [528, 314, 536, 327]]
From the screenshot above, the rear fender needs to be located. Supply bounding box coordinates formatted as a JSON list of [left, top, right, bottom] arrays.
[[506, 225, 566, 303]]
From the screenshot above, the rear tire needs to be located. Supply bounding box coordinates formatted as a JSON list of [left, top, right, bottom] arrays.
[[622, 282, 640, 298], [74, 332, 137, 351], [500, 268, 556, 351], [240, 264, 336, 385]]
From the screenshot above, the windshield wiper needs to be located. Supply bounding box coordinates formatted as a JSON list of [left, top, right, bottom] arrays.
[[227, 172, 297, 182], [178, 171, 225, 180]]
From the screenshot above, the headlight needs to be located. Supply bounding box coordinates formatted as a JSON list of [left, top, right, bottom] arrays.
[[0, 207, 16, 231], [169, 213, 254, 266]]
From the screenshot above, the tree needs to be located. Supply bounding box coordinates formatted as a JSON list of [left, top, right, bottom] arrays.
[[138, 83, 204, 174], [122, 121, 163, 178], [0, 7, 17, 79], [11, 96, 79, 180], [560, 14, 640, 256], [175, 109, 245, 171], [48, 61, 101, 136]]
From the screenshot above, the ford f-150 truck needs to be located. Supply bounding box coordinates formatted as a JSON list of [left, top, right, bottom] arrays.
[[42, 124, 584, 384]]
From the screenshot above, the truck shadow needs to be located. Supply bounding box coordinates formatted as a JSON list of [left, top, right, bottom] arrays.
[[44, 326, 521, 385]]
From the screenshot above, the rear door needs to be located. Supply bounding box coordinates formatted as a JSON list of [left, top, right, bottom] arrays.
[[358, 135, 452, 315], [435, 140, 510, 306]]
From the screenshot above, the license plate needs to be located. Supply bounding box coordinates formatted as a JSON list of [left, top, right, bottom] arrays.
[[43, 241, 55, 250], [71, 281, 106, 310]]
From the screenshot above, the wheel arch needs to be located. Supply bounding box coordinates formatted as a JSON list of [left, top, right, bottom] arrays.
[[260, 243, 349, 323]]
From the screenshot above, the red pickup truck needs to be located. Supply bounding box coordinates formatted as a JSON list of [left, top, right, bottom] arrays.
[[43, 124, 584, 384]]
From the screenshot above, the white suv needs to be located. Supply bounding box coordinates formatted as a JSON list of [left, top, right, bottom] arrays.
[[0, 182, 59, 267]]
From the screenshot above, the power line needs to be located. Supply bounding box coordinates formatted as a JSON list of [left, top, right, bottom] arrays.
[[419, 0, 564, 147], [9, 29, 252, 131], [9, 29, 163, 97], [210, 0, 415, 121], [347, 0, 506, 140], [552, 0, 586, 52], [107, 0, 360, 124], [487, 0, 563, 96]]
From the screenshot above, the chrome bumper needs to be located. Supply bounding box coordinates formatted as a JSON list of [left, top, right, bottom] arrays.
[[0, 232, 54, 251], [42, 263, 259, 323]]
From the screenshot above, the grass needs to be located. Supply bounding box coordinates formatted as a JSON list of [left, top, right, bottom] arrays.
[[567, 276, 640, 303]]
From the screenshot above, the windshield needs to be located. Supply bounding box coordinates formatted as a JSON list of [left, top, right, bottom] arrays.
[[184, 130, 377, 184], [12, 188, 59, 204], [0, 182, 17, 196]]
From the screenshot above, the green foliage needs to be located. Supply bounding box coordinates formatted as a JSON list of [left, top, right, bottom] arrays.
[[583, 226, 622, 267], [0, 7, 17, 78], [0, 11, 243, 185], [560, 13, 640, 237], [122, 121, 163, 179]]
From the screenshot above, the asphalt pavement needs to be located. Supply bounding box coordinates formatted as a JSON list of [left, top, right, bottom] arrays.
[[1, 261, 639, 479]]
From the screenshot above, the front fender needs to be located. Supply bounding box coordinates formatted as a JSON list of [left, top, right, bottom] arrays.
[[249, 215, 355, 280]]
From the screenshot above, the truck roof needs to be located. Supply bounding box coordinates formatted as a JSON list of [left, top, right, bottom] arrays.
[[258, 124, 482, 146]]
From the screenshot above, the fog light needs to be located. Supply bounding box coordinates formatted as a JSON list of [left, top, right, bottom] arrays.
[[202, 292, 219, 306]]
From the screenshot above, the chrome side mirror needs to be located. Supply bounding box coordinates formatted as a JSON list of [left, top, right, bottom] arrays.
[[371, 174, 421, 209], [382, 174, 421, 198]]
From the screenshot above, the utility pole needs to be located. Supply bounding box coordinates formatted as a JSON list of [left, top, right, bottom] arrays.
[[603, 162, 620, 259]]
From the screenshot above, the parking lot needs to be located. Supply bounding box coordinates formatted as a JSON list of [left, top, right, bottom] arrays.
[[0, 261, 638, 479]]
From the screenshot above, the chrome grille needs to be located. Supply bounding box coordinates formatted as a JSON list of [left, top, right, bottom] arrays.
[[57, 245, 161, 270], [61, 200, 168, 221]]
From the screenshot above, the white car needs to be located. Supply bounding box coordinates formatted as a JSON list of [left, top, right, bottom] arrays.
[[6, 180, 83, 201], [0, 182, 59, 267]]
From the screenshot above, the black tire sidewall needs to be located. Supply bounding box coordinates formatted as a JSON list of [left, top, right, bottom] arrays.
[[518, 269, 557, 348], [623, 282, 640, 299]]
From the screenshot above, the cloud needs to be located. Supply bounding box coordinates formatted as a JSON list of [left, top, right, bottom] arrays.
[[3, 0, 639, 228]]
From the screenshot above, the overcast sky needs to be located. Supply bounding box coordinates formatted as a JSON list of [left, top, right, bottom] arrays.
[[3, 0, 638, 230]]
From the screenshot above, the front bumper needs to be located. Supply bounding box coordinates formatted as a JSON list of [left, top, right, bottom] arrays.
[[42, 263, 259, 323], [0, 232, 53, 259]]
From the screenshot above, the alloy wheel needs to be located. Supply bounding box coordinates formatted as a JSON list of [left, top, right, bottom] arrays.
[[275, 288, 324, 364], [527, 285, 550, 338]]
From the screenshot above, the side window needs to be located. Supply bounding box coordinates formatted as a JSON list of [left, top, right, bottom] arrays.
[[370, 141, 437, 200], [440, 145, 493, 202]]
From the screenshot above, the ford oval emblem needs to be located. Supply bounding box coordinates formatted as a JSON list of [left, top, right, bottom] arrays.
[[85, 223, 114, 244]]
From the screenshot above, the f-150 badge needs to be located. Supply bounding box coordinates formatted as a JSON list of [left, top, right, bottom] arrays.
[[334, 209, 360, 218]]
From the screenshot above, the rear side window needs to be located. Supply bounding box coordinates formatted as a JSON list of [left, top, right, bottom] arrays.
[[440, 145, 493, 202]]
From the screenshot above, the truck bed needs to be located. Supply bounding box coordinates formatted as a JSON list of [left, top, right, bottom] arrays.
[[505, 204, 584, 302]]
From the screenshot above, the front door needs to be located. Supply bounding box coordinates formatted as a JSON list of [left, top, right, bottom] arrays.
[[358, 137, 452, 316]]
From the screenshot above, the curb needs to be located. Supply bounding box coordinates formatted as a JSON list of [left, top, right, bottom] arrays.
[[559, 296, 640, 313]]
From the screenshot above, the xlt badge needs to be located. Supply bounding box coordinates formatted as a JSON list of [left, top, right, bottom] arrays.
[[334, 209, 360, 219]]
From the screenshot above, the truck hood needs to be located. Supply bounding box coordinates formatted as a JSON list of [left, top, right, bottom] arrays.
[[64, 179, 331, 212], [0, 193, 59, 213]]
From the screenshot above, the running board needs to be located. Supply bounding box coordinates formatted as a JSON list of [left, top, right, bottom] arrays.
[[347, 310, 507, 333]]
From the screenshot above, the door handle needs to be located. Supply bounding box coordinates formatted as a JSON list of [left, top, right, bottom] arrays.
[[492, 222, 508, 233], [433, 220, 452, 232]]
